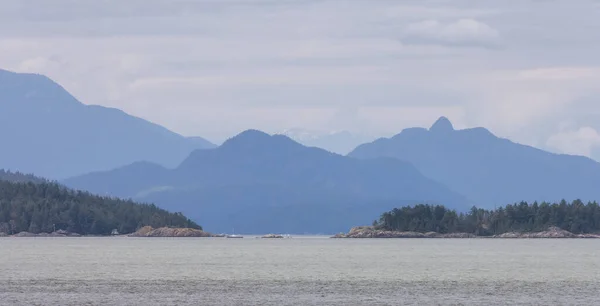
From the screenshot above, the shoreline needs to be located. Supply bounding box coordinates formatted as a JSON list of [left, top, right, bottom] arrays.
[[5, 226, 600, 239], [332, 226, 600, 239], [0, 227, 290, 238], [0, 226, 219, 238]]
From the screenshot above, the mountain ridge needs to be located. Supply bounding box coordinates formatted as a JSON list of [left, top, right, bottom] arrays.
[[0, 68, 216, 179], [64, 129, 469, 234], [349, 116, 600, 207]]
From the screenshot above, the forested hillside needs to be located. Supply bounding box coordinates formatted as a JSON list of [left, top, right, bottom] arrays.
[[0, 178, 200, 235], [377, 200, 600, 235], [0, 169, 49, 184]]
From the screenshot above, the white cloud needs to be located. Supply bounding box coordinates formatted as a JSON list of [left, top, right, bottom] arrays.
[[402, 19, 500, 48], [447, 65, 600, 144], [547, 126, 600, 157]]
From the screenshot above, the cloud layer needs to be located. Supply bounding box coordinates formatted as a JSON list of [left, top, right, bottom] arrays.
[[403, 19, 500, 48], [1, 0, 600, 159]]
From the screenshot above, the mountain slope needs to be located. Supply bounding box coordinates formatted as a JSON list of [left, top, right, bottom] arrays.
[[349, 116, 600, 207], [64, 130, 469, 233], [0, 69, 215, 179]]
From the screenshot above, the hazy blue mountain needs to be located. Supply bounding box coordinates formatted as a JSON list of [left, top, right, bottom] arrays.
[[278, 128, 375, 155], [0, 69, 215, 179], [349, 116, 600, 207], [65, 130, 469, 234]]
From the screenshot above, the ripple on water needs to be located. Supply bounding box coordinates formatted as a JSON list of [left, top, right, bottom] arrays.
[[1, 237, 599, 305]]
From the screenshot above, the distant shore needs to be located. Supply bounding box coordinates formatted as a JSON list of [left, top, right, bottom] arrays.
[[7, 225, 598, 239], [0, 227, 290, 238], [0, 227, 219, 238], [332, 226, 600, 239]]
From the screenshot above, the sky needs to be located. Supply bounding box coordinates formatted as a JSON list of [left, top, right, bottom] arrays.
[[1, 0, 600, 158]]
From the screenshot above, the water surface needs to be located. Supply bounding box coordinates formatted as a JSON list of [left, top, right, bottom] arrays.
[[1, 237, 599, 305]]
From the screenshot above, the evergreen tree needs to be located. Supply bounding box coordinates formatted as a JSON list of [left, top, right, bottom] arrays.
[[376, 200, 600, 235], [0, 173, 201, 235]]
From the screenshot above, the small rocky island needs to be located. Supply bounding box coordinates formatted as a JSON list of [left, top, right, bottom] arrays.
[[333, 226, 600, 239], [129, 226, 224, 237], [261, 234, 284, 238], [11, 229, 82, 237]]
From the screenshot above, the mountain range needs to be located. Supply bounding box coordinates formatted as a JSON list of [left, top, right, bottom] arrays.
[[350, 117, 600, 207], [6, 68, 600, 234], [0, 69, 215, 179], [64, 130, 468, 234]]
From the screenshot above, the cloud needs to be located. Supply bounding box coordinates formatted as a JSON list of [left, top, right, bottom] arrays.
[[402, 19, 500, 48], [18, 56, 64, 73], [517, 67, 600, 81], [547, 126, 600, 157], [1, 0, 600, 147]]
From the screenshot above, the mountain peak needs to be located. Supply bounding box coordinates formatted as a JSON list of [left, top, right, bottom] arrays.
[[0, 68, 215, 178], [227, 129, 271, 142], [220, 129, 300, 151], [430, 116, 454, 133]]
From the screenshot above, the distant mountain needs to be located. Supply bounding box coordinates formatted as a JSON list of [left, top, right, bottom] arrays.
[[349, 116, 600, 207], [64, 130, 469, 234], [278, 128, 375, 155], [0, 69, 216, 179]]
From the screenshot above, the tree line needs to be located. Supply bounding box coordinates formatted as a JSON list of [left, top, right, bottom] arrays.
[[376, 200, 600, 235], [0, 169, 49, 184], [0, 175, 201, 235]]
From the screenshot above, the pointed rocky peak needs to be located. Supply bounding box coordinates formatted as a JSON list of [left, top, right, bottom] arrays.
[[429, 116, 454, 133]]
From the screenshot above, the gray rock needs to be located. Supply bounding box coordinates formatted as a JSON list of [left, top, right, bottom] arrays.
[[12, 231, 38, 237], [262, 234, 284, 238], [493, 226, 599, 238], [129, 226, 215, 237], [332, 226, 590, 239]]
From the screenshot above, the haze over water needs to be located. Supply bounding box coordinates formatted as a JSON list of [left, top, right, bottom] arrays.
[[1, 237, 599, 305]]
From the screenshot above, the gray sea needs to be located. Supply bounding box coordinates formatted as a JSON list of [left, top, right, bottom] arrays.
[[1, 237, 599, 305]]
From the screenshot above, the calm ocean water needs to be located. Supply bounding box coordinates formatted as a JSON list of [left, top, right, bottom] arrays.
[[1, 237, 599, 305]]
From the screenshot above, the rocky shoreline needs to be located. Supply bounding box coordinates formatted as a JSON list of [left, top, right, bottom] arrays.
[[0, 227, 222, 238], [261, 234, 284, 238], [128, 226, 224, 237], [1, 229, 82, 237], [332, 226, 600, 239]]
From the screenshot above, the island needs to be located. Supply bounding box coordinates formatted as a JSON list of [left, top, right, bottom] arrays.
[[0, 171, 202, 237], [334, 201, 600, 238], [129, 226, 224, 237], [261, 234, 284, 238]]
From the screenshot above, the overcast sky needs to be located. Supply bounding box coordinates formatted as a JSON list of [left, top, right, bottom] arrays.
[[1, 0, 600, 158]]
